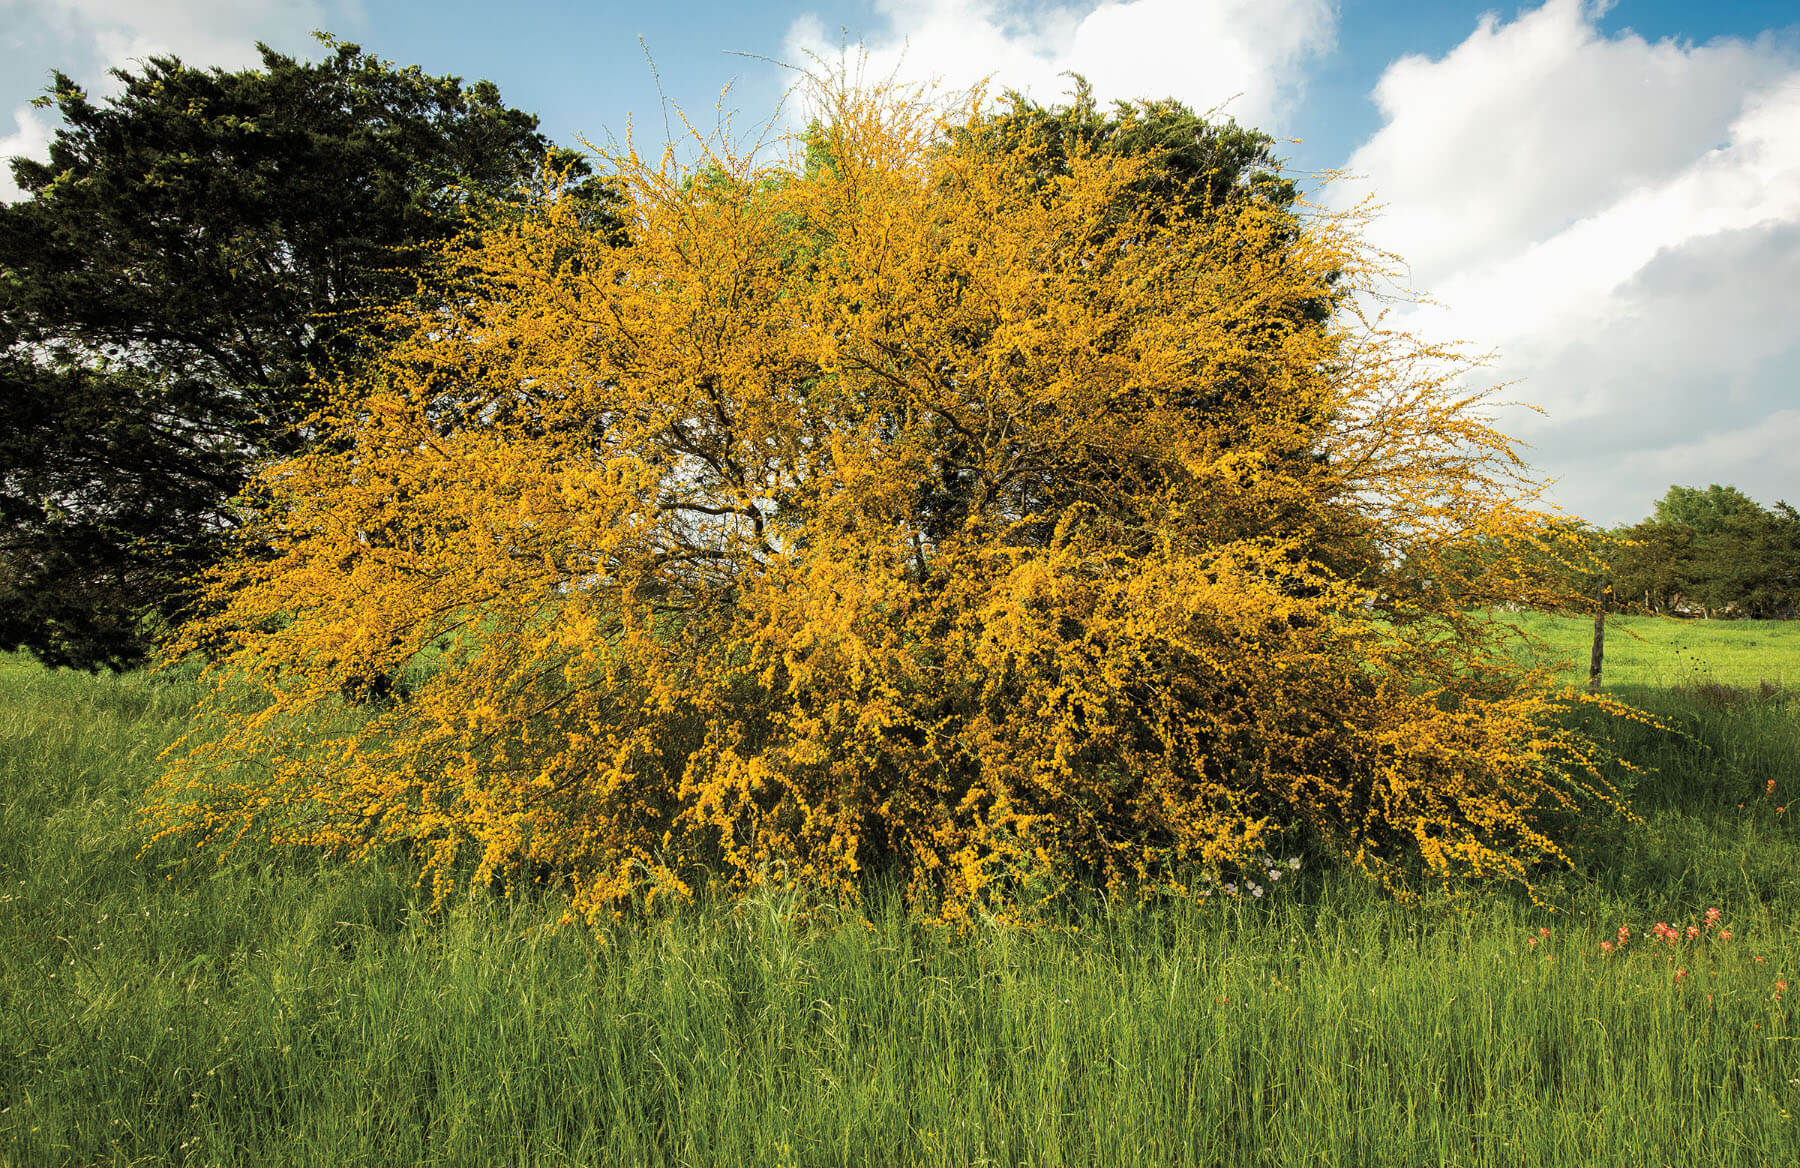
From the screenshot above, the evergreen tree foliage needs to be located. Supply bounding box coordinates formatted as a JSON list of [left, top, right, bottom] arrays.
[[0, 35, 613, 670]]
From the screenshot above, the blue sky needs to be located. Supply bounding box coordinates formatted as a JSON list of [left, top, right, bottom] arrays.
[[3, 1, 1797, 525]]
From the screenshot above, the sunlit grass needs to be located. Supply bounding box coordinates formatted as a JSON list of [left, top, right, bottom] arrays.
[[3, 645, 1799, 1165], [1495, 609, 1800, 689]]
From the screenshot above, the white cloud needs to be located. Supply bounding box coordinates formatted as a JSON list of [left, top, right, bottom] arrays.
[[0, 106, 53, 195], [1582, 403, 1800, 520], [26, 0, 344, 69], [1332, 0, 1800, 524], [784, 0, 1336, 133], [1, 0, 349, 200]]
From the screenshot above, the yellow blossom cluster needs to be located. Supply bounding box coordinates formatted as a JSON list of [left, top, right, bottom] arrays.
[[147, 82, 1625, 923]]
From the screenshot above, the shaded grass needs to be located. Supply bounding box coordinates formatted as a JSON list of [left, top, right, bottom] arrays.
[[2, 652, 1800, 1166]]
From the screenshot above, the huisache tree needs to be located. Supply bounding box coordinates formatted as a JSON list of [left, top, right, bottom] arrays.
[[150, 81, 1624, 922]]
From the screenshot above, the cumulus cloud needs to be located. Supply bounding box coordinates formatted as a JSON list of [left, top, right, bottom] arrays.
[[784, 0, 1336, 133], [1, 0, 350, 200], [29, 0, 337, 73], [1333, 0, 1800, 524], [0, 107, 54, 196], [1596, 406, 1800, 522]]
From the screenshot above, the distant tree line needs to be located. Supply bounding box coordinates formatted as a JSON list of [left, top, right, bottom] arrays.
[[1608, 485, 1800, 619], [1427, 484, 1798, 620]]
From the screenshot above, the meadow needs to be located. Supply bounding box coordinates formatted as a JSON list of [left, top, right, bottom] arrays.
[[1500, 608, 1800, 689], [3, 619, 1799, 1167]]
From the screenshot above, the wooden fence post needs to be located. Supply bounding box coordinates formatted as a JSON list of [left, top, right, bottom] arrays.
[[1588, 584, 1606, 694]]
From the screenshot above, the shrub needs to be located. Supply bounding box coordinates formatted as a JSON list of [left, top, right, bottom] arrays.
[[149, 80, 1624, 923]]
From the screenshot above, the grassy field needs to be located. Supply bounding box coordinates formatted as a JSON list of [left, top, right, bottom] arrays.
[[1496, 608, 1800, 689], [3, 627, 1800, 1167]]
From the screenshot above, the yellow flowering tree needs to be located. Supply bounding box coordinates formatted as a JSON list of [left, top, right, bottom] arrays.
[[148, 82, 1622, 922]]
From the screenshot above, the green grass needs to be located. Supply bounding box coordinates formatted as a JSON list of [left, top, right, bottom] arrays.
[[1494, 609, 1800, 689], [4, 641, 1800, 1166]]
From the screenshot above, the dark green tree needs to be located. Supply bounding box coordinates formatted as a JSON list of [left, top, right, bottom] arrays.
[[945, 78, 1301, 231], [1, 35, 615, 670], [1652, 484, 1766, 534], [1690, 500, 1800, 619], [1609, 520, 1696, 614], [1612, 486, 1800, 618]]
